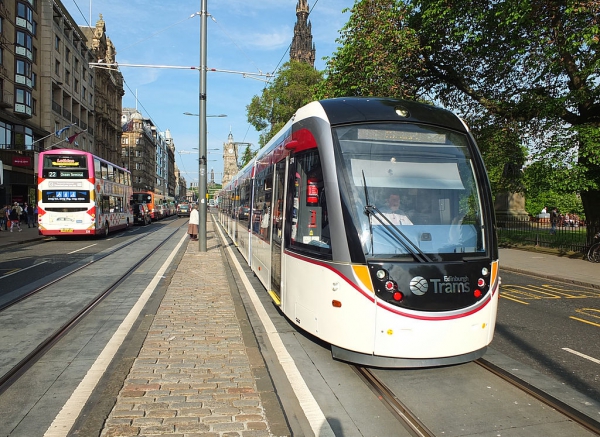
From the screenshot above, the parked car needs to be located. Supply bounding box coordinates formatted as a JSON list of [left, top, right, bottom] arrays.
[[177, 203, 191, 217], [132, 203, 151, 225]]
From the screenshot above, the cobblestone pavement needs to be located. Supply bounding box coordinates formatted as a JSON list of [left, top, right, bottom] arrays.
[[100, 228, 273, 437]]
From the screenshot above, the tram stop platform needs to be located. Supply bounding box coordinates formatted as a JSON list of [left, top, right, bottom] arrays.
[[2, 218, 600, 436]]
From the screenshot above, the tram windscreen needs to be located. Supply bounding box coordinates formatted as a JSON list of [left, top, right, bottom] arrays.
[[334, 123, 486, 260]]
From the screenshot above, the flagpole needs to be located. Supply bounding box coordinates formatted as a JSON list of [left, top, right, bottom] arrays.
[[45, 129, 88, 150], [33, 122, 77, 146]]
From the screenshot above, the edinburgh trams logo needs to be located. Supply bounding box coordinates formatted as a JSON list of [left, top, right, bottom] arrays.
[[409, 276, 429, 295], [410, 275, 471, 295]]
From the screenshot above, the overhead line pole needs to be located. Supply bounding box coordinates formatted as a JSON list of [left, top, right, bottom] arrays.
[[199, 0, 208, 252]]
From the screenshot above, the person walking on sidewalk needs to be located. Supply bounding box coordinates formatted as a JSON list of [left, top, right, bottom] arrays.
[[26, 203, 35, 227], [0, 205, 6, 231], [188, 205, 199, 241], [550, 207, 558, 234], [9, 203, 22, 232]]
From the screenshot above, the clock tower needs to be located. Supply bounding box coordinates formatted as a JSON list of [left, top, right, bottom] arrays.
[[222, 131, 238, 187]]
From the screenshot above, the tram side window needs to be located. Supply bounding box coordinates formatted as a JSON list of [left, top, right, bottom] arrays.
[[252, 166, 273, 241], [287, 150, 331, 258]]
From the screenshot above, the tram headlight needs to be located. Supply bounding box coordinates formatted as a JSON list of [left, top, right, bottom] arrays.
[[481, 267, 489, 276], [376, 269, 388, 281]]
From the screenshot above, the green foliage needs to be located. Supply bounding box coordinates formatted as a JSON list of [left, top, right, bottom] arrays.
[[316, 0, 422, 99], [239, 144, 258, 168], [320, 0, 600, 227], [246, 61, 323, 148]]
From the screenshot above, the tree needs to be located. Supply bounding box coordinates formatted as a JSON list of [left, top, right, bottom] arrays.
[[239, 144, 257, 168], [321, 0, 600, 237], [315, 0, 422, 99], [247, 61, 323, 148]]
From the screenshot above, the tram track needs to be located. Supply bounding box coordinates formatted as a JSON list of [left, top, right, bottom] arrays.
[[0, 227, 161, 313], [0, 222, 185, 396], [353, 365, 435, 437], [354, 359, 600, 437], [476, 357, 600, 436]]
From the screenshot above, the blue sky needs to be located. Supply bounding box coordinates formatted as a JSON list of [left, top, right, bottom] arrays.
[[63, 0, 355, 184]]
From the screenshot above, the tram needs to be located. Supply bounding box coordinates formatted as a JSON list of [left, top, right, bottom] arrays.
[[217, 98, 499, 367], [37, 149, 133, 236]]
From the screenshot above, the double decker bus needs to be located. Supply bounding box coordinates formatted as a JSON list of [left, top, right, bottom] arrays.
[[37, 149, 133, 236]]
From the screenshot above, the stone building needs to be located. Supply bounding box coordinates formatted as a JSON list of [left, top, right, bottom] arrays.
[[80, 15, 124, 165], [290, 0, 315, 66], [221, 132, 239, 187], [120, 108, 155, 192]]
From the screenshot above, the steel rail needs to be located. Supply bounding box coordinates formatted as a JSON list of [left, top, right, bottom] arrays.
[[0, 223, 184, 395], [353, 366, 436, 437], [476, 358, 600, 436]]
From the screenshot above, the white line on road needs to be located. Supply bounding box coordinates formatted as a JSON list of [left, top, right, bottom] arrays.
[[0, 261, 48, 280], [562, 348, 600, 365], [67, 244, 97, 254]]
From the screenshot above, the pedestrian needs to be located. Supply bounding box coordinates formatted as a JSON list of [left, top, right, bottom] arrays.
[[0, 204, 6, 231], [188, 205, 199, 241], [22, 202, 28, 224], [26, 203, 35, 227], [541, 206, 547, 214], [33, 204, 38, 227], [9, 203, 22, 232], [550, 207, 558, 234]]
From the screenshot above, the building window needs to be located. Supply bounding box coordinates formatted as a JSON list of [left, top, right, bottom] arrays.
[[15, 87, 32, 106], [0, 121, 13, 150], [17, 2, 34, 24], [16, 31, 32, 51], [16, 58, 32, 78], [65, 47, 70, 63], [74, 78, 78, 93], [55, 59, 60, 76], [65, 69, 70, 83], [55, 35, 60, 52]]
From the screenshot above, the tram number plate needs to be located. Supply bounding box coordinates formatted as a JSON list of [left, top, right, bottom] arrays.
[[60, 228, 74, 233]]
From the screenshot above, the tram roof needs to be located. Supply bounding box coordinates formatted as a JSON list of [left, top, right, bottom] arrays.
[[318, 98, 466, 132]]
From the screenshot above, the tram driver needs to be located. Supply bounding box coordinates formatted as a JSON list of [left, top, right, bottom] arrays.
[[380, 193, 413, 225]]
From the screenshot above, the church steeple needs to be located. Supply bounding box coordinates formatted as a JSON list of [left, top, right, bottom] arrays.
[[290, 0, 316, 67]]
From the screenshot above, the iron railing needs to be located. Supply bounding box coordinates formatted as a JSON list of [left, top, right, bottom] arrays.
[[496, 215, 600, 254]]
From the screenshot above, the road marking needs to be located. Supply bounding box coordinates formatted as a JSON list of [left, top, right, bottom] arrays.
[[499, 294, 529, 305], [562, 348, 600, 364], [569, 316, 600, 328], [67, 244, 96, 254], [0, 262, 48, 280], [44, 233, 188, 437], [216, 224, 335, 437]]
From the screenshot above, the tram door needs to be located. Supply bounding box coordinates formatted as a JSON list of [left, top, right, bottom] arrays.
[[270, 160, 287, 298]]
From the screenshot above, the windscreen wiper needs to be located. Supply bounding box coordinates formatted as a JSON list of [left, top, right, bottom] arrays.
[[363, 204, 432, 263]]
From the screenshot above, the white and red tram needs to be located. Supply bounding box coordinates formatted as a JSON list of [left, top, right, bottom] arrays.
[[218, 98, 499, 367]]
